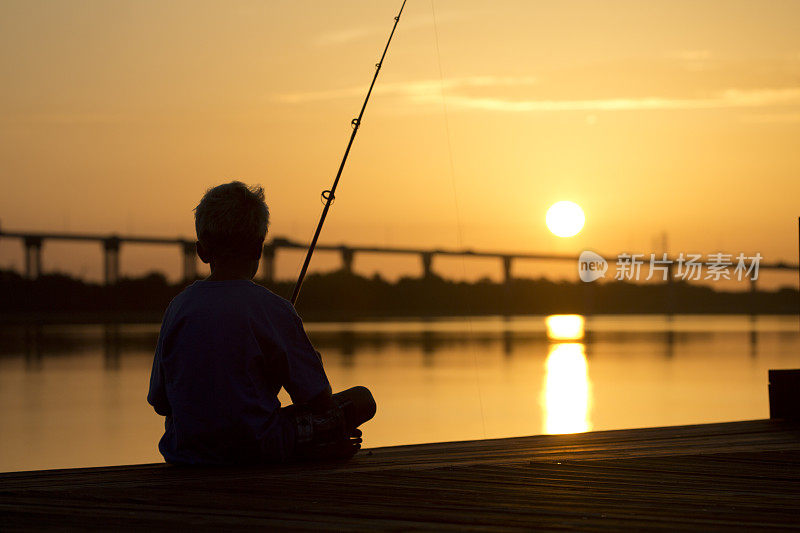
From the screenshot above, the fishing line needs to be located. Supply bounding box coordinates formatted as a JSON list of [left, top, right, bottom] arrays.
[[431, 0, 488, 439]]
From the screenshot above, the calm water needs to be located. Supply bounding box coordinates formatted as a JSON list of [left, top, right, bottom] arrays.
[[1, 314, 798, 473]]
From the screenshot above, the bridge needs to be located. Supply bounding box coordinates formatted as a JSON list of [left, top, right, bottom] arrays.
[[0, 229, 796, 289]]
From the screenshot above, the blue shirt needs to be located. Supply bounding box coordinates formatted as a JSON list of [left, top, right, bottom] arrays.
[[147, 280, 331, 465]]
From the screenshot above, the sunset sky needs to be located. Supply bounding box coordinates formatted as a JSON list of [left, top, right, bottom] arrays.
[[1, 0, 799, 284]]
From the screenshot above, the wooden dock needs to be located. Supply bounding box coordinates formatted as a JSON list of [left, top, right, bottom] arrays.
[[1, 419, 799, 531]]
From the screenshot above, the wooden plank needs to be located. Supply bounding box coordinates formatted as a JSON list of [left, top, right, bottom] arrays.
[[2, 420, 800, 531]]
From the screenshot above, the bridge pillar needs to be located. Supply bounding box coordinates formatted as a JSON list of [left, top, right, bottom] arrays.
[[23, 236, 43, 279], [261, 242, 276, 283], [103, 237, 121, 286], [181, 240, 197, 283], [502, 256, 513, 284], [340, 246, 355, 274], [421, 252, 434, 278]]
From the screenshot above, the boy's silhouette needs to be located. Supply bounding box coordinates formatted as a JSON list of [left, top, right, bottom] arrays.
[[147, 181, 375, 464]]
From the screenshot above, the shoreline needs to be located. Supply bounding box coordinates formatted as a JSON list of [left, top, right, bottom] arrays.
[[2, 309, 798, 326]]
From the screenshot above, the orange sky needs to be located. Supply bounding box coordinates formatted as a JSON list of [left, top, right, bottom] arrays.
[[1, 0, 799, 285]]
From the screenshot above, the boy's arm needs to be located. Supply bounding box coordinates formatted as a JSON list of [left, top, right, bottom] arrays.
[[147, 320, 172, 417], [281, 304, 332, 406]]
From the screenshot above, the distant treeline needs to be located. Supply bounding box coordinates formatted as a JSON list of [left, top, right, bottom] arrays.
[[0, 269, 797, 323]]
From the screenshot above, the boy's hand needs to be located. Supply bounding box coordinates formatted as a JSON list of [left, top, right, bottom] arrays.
[[295, 401, 364, 461]]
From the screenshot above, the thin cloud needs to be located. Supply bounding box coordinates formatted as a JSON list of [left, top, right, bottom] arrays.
[[277, 79, 800, 113], [275, 76, 539, 104], [738, 111, 800, 123], [438, 87, 800, 112], [667, 50, 713, 61], [665, 50, 713, 72]]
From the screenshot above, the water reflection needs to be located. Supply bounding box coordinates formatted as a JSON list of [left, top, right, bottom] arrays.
[[104, 323, 121, 370], [545, 314, 585, 341], [542, 341, 592, 434], [0, 316, 797, 472], [24, 324, 43, 370], [542, 314, 592, 434]]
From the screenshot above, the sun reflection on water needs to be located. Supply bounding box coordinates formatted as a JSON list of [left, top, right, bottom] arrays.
[[545, 314, 585, 341], [542, 315, 592, 434]]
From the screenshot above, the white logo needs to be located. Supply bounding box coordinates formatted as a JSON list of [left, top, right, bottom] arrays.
[[578, 251, 607, 282]]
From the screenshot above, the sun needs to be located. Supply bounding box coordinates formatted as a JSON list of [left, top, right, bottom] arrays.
[[546, 201, 585, 238]]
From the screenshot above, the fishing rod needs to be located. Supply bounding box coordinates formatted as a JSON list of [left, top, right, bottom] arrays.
[[290, 0, 407, 306]]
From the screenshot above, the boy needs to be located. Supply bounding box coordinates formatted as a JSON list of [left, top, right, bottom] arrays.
[[147, 181, 375, 464]]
